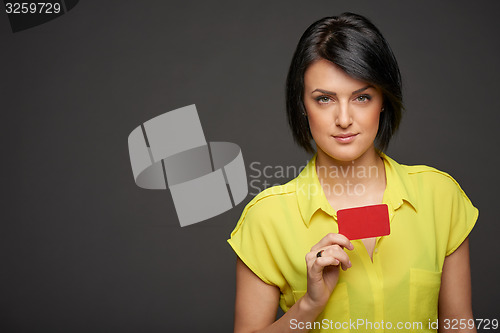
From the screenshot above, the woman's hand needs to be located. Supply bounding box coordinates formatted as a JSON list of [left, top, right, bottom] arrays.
[[303, 233, 354, 310], [233, 233, 354, 333]]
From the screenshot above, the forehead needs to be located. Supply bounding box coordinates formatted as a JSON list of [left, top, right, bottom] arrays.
[[304, 59, 370, 93]]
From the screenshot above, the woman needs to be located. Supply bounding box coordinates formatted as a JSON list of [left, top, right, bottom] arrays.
[[228, 13, 478, 333]]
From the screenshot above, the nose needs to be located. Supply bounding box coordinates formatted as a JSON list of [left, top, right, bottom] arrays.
[[335, 103, 353, 128]]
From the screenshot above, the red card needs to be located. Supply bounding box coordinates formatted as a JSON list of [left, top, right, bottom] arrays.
[[337, 204, 390, 240]]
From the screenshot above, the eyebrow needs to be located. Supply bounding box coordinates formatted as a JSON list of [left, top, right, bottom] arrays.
[[311, 85, 374, 95]]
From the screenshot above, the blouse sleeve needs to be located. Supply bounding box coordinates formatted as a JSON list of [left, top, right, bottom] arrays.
[[444, 175, 479, 256], [227, 197, 283, 286]]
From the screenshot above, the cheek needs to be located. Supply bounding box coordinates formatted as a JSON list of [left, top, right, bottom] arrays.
[[306, 112, 330, 137], [361, 110, 382, 134]]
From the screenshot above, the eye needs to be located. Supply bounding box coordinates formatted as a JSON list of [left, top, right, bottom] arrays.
[[355, 94, 372, 103], [315, 96, 332, 104]]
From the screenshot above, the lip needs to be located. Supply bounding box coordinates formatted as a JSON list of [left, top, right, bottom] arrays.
[[333, 133, 358, 143]]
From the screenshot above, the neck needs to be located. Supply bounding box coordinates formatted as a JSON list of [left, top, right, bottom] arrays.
[[315, 146, 385, 190]]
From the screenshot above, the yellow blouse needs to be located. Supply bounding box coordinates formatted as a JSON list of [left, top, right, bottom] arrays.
[[228, 152, 478, 332]]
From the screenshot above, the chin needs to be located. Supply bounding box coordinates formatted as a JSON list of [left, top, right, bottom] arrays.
[[331, 152, 361, 162], [318, 144, 371, 163], [321, 149, 360, 162]]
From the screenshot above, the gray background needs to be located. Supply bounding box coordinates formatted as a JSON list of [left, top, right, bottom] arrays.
[[1, 0, 499, 332]]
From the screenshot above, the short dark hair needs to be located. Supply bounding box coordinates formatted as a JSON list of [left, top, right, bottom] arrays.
[[286, 12, 403, 153]]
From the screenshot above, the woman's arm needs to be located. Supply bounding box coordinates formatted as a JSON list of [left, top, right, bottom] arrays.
[[234, 233, 353, 333], [234, 258, 320, 333], [438, 237, 476, 333]]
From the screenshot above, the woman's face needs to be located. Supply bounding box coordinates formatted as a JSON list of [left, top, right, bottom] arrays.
[[303, 59, 384, 163]]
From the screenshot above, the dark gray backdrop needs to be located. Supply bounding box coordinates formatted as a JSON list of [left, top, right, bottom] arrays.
[[1, 1, 499, 332]]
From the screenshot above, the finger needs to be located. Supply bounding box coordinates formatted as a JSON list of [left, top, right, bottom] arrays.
[[305, 251, 317, 263], [310, 255, 340, 278], [321, 245, 352, 271], [305, 252, 317, 271], [311, 233, 354, 252]]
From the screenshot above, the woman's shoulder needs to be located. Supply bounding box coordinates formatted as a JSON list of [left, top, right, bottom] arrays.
[[243, 180, 298, 215], [397, 160, 469, 198], [230, 181, 299, 237]]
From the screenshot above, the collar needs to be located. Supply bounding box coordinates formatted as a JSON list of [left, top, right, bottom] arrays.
[[295, 152, 418, 228]]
